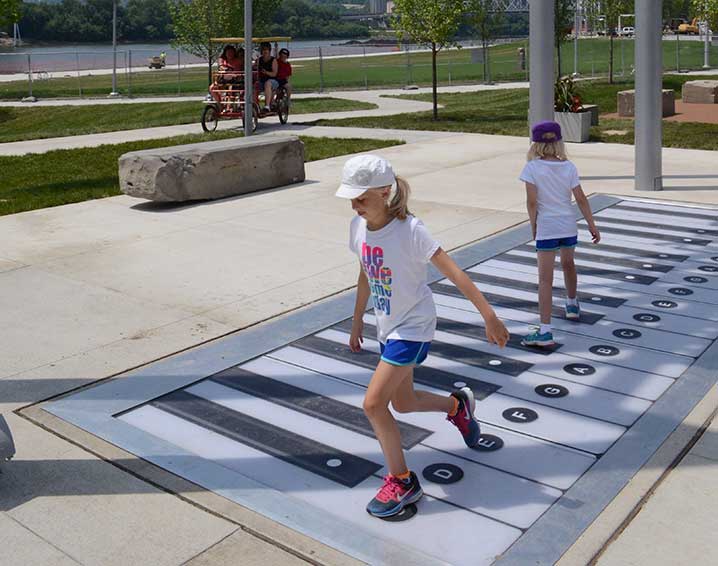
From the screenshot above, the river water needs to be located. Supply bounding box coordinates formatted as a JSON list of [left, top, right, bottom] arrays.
[[0, 38, 412, 74]]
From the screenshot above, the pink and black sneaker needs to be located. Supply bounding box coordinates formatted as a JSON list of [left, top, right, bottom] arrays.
[[447, 387, 481, 447], [366, 472, 423, 518]]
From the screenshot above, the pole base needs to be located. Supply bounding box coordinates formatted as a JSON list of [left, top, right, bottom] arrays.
[[108, 92, 122, 98], [0, 415, 15, 462]]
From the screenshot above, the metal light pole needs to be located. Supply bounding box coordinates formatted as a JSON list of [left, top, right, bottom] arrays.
[[635, 0, 663, 191], [109, 0, 119, 97], [244, 0, 253, 136], [529, 0, 555, 129], [704, 11, 711, 69], [574, 0, 580, 76]]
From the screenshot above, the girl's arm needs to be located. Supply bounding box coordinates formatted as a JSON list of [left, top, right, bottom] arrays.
[[525, 182, 538, 240], [572, 185, 601, 243], [431, 249, 510, 347], [350, 266, 371, 352]]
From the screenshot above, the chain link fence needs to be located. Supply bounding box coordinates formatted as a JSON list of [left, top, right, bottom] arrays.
[[1, 36, 716, 100]]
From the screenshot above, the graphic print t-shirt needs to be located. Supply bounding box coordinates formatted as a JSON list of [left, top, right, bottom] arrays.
[[519, 159, 581, 241], [349, 215, 441, 345]]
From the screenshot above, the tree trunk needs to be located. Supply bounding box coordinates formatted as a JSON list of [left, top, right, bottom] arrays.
[[609, 32, 614, 84], [557, 41, 562, 76], [432, 43, 438, 121]]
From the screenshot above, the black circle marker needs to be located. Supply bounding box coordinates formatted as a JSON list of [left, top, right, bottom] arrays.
[[422, 463, 464, 485], [535, 384, 569, 398], [684, 276, 708, 283], [698, 265, 718, 273], [669, 287, 693, 296], [475, 434, 504, 452], [503, 407, 538, 423], [651, 299, 677, 309], [711, 256, 718, 263], [563, 363, 596, 377], [379, 503, 418, 522], [590, 344, 620, 356], [613, 328, 642, 339], [633, 313, 661, 323]]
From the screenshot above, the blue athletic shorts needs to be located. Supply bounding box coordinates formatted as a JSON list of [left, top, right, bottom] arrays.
[[379, 340, 431, 367], [536, 235, 578, 251]]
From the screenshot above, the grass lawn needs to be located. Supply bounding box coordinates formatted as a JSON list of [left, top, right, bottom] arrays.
[[0, 134, 403, 217], [0, 97, 377, 143], [3, 37, 715, 99], [314, 75, 718, 152]]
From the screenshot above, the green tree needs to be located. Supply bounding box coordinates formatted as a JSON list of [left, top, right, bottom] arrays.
[[581, 0, 631, 83], [392, 0, 463, 120], [692, 0, 718, 32], [0, 0, 22, 29], [465, 0, 504, 84], [168, 0, 279, 87], [555, 0, 574, 77]]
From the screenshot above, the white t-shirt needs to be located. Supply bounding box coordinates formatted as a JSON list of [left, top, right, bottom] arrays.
[[519, 159, 581, 241], [349, 215, 440, 344]]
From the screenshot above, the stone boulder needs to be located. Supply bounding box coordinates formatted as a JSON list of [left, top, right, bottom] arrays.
[[119, 135, 306, 202], [617, 89, 676, 118], [682, 80, 718, 104]]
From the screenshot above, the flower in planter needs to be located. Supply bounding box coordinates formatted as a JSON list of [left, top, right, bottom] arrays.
[[555, 75, 584, 113]]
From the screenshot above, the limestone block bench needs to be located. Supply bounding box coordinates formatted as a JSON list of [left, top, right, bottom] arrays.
[[617, 89, 676, 118], [119, 135, 305, 202], [682, 80, 718, 104]]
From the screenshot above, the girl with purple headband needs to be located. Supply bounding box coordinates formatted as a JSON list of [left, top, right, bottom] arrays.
[[519, 121, 601, 347]]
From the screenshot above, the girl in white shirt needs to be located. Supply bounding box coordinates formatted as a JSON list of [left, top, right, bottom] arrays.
[[519, 121, 600, 347], [336, 154, 509, 519]]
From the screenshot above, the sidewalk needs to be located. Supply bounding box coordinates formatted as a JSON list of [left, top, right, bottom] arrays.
[[0, 83, 532, 156], [2, 127, 718, 564]]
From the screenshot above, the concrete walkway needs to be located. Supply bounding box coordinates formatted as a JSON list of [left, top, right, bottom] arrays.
[[2, 128, 718, 564], [0, 83, 533, 156]]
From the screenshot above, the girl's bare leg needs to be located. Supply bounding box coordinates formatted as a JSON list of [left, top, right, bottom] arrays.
[[560, 247, 578, 299], [390, 370, 454, 414], [537, 250, 556, 325], [363, 361, 414, 476]]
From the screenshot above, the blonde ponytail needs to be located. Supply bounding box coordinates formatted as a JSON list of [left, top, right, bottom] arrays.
[[388, 175, 411, 220]]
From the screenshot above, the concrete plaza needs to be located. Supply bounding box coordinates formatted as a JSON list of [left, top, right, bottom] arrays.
[[2, 81, 718, 563]]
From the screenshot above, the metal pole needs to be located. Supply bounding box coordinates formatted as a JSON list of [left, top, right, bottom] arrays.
[[448, 56, 452, 86], [363, 47, 368, 89], [177, 49, 181, 95], [574, 0, 580, 75], [27, 53, 33, 98], [76, 51, 83, 97], [704, 17, 711, 68], [110, 0, 119, 96], [676, 30, 680, 72], [127, 50, 132, 97], [529, 0, 555, 128], [620, 35, 625, 75], [635, 0, 663, 191], [406, 45, 412, 84], [244, 0, 253, 136], [318, 47, 324, 93]]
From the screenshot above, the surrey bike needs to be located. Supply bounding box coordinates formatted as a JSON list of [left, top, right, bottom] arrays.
[[201, 36, 291, 133]]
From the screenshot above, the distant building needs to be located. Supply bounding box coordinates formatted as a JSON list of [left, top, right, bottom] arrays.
[[368, 0, 388, 14]]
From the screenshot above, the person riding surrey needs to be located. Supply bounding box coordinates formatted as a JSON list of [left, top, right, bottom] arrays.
[[210, 45, 245, 103], [257, 41, 279, 113], [276, 48, 292, 102]]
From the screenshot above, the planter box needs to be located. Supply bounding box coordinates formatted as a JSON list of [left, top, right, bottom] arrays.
[[618, 89, 676, 117], [582, 104, 600, 126], [554, 110, 592, 143]]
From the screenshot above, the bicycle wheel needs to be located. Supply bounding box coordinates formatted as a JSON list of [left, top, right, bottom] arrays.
[[201, 105, 219, 133]]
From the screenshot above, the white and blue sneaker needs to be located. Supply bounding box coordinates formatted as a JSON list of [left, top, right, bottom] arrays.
[[565, 303, 580, 320], [521, 327, 555, 347]]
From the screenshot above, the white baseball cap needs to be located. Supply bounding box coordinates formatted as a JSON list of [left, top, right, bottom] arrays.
[[335, 154, 395, 199]]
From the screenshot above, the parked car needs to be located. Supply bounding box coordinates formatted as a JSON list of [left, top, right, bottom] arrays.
[[620, 26, 635, 37]]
